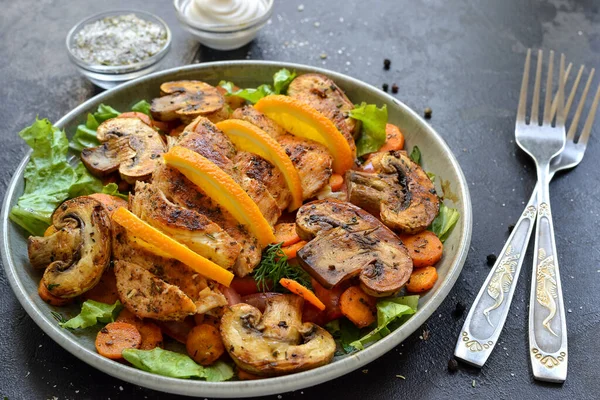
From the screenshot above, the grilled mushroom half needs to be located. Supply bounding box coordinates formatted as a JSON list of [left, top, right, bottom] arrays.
[[81, 117, 166, 183], [220, 294, 336, 376], [296, 199, 413, 297], [150, 80, 227, 123], [346, 150, 439, 234], [27, 197, 112, 298]]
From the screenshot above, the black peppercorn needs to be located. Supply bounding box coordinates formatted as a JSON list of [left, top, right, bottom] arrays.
[[383, 59, 391, 70], [391, 83, 398, 94], [424, 107, 432, 119], [486, 253, 497, 265], [452, 302, 466, 318], [382, 83, 389, 92], [448, 358, 459, 372]]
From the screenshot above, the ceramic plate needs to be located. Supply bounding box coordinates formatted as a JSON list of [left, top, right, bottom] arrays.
[[1, 61, 472, 398]]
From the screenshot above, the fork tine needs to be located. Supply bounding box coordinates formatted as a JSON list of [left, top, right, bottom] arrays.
[[567, 68, 595, 140], [577, 79, 600, 146], [564, 65, 584, 118], [556, 54, 566, 126], [543, 50, 555, 124], [531, 50, 543, 125], [550, 63, 573, 120], [517, 49, 531, 123]]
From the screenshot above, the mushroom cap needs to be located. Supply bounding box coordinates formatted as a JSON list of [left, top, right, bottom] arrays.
[[346, 151, 439, 234], [220, 294, 336, 376], [151, 80, 225, 122], [296, 199, 413, 297], [31, 196, 112, 298], [94, 118, 166, 184]]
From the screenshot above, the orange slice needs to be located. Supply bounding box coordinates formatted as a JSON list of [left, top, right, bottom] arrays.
[[112, 207, 234, 287], [216, 119, 303, 211], [163, 146, 276, 246], [254, 95, 354, 173]]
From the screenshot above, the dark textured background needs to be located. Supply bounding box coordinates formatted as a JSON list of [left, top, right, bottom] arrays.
[[1, 0, 599, 399]]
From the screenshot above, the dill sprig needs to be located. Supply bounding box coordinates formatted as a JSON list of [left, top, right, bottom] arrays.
[[253, 243, 312, 292]]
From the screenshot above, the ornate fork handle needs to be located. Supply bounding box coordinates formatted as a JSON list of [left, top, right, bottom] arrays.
[[529, 170, 568, 382], [454, 190, 537, 367]]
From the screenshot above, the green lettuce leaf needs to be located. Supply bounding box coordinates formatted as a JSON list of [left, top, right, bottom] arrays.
[[430, 202, 460, 242], [122, 348, 234, 381], [60, 300, 122, 330], [218, 68, 296, 104], [350, 296, 419, 350], [409, 146, 421, 165], [70, 104, 121, 152], [350, 103, 388, 157], [219, 81, 273, 104], [131, 100, 152, 117], [272, 68, 297, 94]]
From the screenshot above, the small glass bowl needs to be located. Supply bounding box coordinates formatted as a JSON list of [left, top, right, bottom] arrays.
[[173, 0, 273, 50], [66, 10, 172, 90]]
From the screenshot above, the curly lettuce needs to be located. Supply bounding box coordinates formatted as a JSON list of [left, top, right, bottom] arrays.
[[219, 68, 297, 104], [350, 102, 388, 157]]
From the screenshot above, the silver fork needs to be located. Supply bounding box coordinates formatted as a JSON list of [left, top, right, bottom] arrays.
[[455, 50, 600, 381]]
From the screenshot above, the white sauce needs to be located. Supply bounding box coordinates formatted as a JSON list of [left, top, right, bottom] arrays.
[[186, 0, 268, 25]]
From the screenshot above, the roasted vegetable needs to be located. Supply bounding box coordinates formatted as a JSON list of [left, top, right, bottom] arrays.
[[28, 196, 112, 298], [296, 199, 413, 297], [220, 294, 335, 376], [151, 81, 226, 123], [82, 117, 166, 183], [346, 150, 439, 234]]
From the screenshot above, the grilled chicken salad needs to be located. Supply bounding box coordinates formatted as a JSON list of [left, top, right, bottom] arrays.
[[12, 69, 459, 381]]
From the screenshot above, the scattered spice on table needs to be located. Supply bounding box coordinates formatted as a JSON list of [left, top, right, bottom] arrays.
[[508, 224, 515, 233], [383, 58, 391, 70], [448, 358, 459, 372], [472, 380, 476, 388], [382, 83, 389, 92], [391, 83, 399, 94], [320, 53, 327, 59], [422, 329, 430, 341], [424, 107, 433, 119], [486, 253, 497, 265], [395, 374, 406, 379]]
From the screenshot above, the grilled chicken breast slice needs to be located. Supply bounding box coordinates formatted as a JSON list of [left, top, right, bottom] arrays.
[[113, 226, 227, 314], [287, 73, 358, 155], [115, 260, 197, 321], [233, 151, 291, 211], [130, 182, 241, 268], [153, 164, 262, 277], [232, 106, 333, 199]]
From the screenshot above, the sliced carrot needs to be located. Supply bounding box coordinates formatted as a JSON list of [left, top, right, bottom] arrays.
[[279, 278, 325, 311], [81, 267, 119, 304], [186, 324, 225, 366], [339, 286, 377, 328], [405, 266, 438, 293], [237, 369, 263, 380], [116, 309, 163, 350], [281, 240, 307, 259], [329, 174, 344, 192], [380, 124, 405, 152], [89, 193, 128, 216], [112, 207, 234, 286], [95, 322, 142, 360], [38, 279, 73, 306], [44, 225, 57, 237], [151, 119, 170, 132], [170, 124, 185, 137], [118, 112, 152, 126], [274, 223, 301, 247], [216, 119, 304, 210], [163, 146, 276, 246], [254, 95, 354, 173], [399, 231, 443, 268]]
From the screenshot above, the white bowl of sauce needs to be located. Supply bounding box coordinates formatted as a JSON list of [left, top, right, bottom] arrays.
[[66, 10, 171, 89], [174, 0, 273, 50]]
